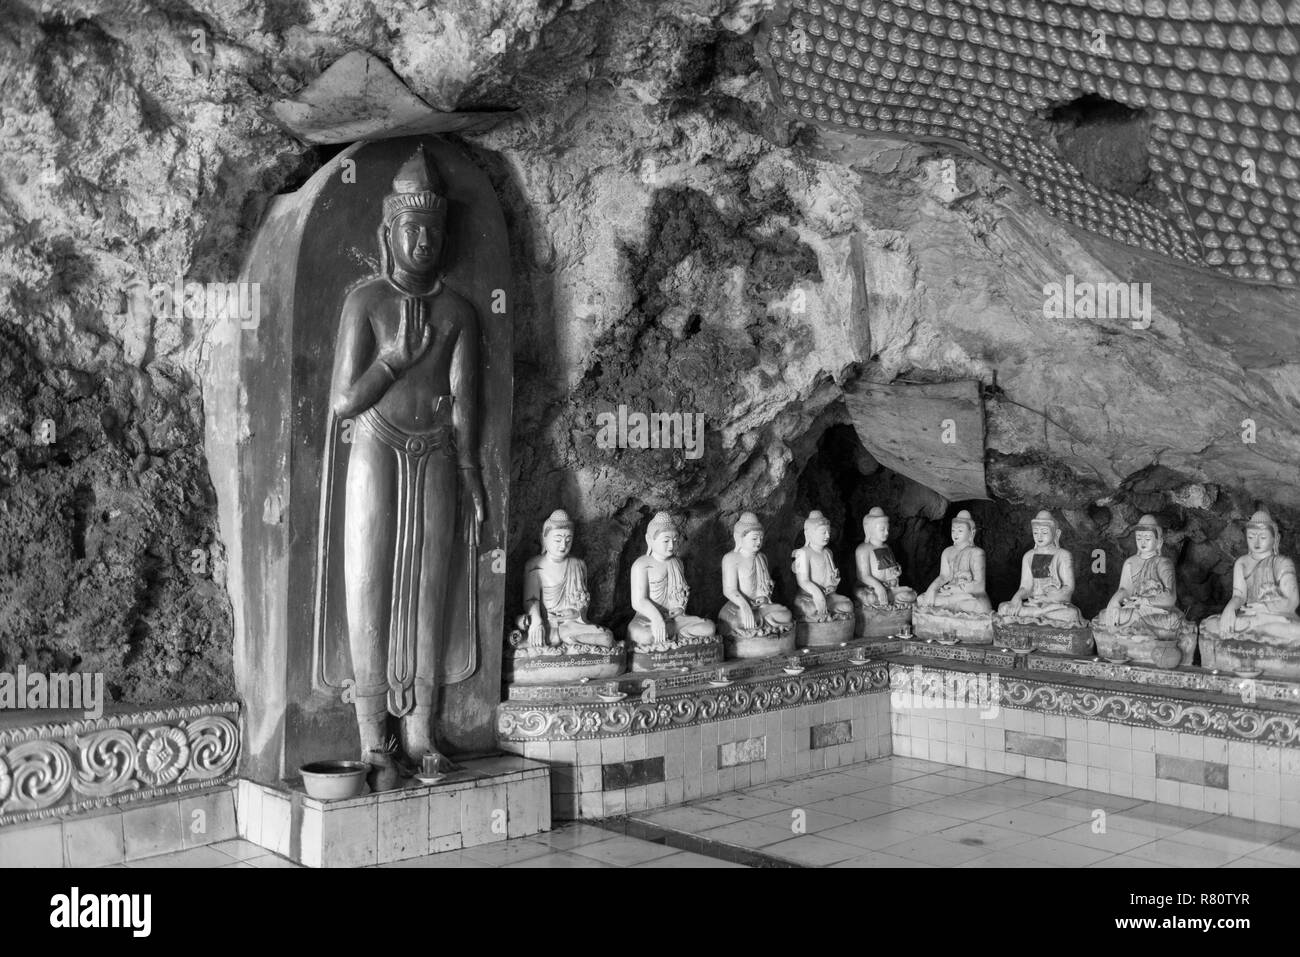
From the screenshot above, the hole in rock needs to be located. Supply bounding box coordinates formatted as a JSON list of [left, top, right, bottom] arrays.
[[1043, 94, 1156, 204]]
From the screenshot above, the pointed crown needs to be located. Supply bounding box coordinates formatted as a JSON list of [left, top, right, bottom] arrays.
[[383, 145, 447, 224]]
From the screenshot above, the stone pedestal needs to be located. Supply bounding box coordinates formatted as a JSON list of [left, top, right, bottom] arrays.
[[1199, 632, 1300, 677], [237, 755, 549, 867], [913, 608, 994, 644], [1095, 621, 1197, 666], [506, 644, 627, 685], [854, 603, 912, 639], [629, 637, 724, 673], [795, 617, 855, 647], [724, 628, 797, 660], [994, 620, 1095, 656]]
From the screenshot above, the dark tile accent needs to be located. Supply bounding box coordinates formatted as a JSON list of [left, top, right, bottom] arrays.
[[718, 736, 767, 768], [810, 720, 854, 750], [1156, 754, 1228, 790], [601, 756, 665, 791], [1004, 731, 1067, 761]]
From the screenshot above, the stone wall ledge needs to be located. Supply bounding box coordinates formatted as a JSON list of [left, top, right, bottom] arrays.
[[0, 700, 241, 827], [498, 660, 892, 742], [888, 640, 1300, 709]]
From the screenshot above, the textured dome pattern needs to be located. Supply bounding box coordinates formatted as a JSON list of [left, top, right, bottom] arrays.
[[760, 0, 1300, 286]]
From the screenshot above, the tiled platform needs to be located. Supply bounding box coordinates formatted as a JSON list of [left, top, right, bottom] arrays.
[[120, 756, 1300, 868], [890, 658, 1300, 826], [237, 754, 550, 867], [498, 655, 892, 818], [0, 784, 238, 867], [627, 755, 1300, 867]]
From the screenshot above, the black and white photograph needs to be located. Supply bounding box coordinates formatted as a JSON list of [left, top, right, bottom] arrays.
[[0, 0, 1295, 929]]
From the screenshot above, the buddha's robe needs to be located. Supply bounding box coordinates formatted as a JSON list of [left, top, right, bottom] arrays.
[[792, 548, 854, 621]]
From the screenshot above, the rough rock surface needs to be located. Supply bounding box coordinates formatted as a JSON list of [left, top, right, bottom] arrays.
[[2, 0, 1299, 697]]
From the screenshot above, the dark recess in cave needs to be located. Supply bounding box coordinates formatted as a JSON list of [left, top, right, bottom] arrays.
[[787, 423, 1120, 618], [1044, 94, 1157, 205]]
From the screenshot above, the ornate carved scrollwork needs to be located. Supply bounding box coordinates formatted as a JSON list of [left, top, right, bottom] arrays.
[[72, 728, 138, 798], [4, 740, 73, 811], [0, 701, 241, 826], [136, 727, 191, 788], [1002, 678, 1300, 746], [497, 664, 889, 740], [184, 714, 240, 780]]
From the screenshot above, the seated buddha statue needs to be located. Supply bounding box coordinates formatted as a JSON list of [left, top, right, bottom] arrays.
[[853, 506, 917, 638], [914, 510, 994, 643], [1200, 510, 1300, 677], [994, 509, 1093, 654], [506, 509, 625, 685], [791, 510, 855, 646], [627, 511, 723, 672], [1092, 514, 1194, 665], [717, 512, 795, 658]]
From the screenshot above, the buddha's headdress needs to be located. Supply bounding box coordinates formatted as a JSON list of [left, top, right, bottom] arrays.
[[1131, 514, 1164, 551], [541, 509, 574, 552], [863, 506, 888, 537], [383, 145, 447, 226], [645, 511, 680, 554], [733, 512, 764, 549], [1245, 510, 1281, 555], [803, 510, 831, 545], [1030, 509, 1061, 548]]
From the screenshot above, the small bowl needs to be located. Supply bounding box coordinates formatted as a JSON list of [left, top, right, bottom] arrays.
[[300, 760, 370, 800]]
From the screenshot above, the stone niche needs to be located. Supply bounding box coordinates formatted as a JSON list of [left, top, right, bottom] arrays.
[[203, 135, 512, 783]]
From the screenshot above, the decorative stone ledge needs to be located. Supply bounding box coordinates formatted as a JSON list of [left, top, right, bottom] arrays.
[[502, 639, 899, 703], [0, 701, 241, 826], [889, 659, 1300, 749], [497, 661, 891, 742], [893, 637, 1300, 705]]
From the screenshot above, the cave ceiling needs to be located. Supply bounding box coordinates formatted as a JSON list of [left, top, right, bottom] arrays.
[[761, 0, 1300, 286]]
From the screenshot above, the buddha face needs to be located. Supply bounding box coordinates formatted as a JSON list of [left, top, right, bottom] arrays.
[[389, 210, 445, 276], [951, 522, 972, 546], [544, 527, 573, 561], [739, 529, 764, 555], [806, 523, 831, 549], [1134, 529, 1157, 557], [1032, 524, 1054, 548], [866, 518, 888, 545], [651, 529, 679, 560], [1246, 525, 1274, 557]]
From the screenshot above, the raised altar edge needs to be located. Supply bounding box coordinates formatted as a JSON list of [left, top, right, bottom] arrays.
[[0, 700, 241, 827], [889, 640, 1300, 705], [889, 656, 1300, 748], [503, 638, 902, 701], [497, 661, 892, 741], [237, 754, 550, 866]]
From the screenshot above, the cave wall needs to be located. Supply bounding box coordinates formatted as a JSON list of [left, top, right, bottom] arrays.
[[3, 0, 1300, 706]]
